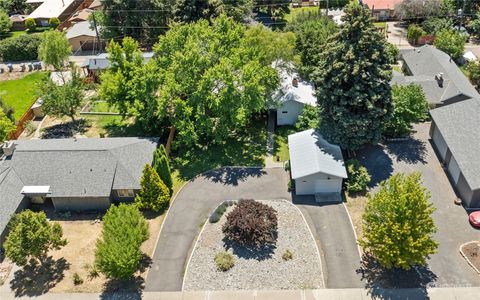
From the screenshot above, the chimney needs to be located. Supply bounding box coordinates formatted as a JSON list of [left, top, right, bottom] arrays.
[[2, 141, 16, 156], [292, 77, 299, 88], [435, 73, 444, 87]]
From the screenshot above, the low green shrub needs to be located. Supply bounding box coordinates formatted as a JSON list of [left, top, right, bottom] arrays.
[[282, 249, 293, 261], [346, 159, 371, 194], [214, 251, 235, 271], [0, 34, 42, 61], [73, 272, 83, 285], [25, 18, 36, 31], [48, 17, 60, 29]]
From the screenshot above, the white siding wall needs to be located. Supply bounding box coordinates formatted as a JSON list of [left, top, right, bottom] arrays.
[[432, 125, 448, 161], [277, 100, 305, 125], [295, 172, 343, 196], [448, 155, 461, 184]]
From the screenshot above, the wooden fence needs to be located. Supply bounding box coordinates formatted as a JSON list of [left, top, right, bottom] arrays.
[[9, 107, 34, 140]]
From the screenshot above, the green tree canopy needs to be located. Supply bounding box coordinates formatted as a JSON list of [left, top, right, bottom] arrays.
[[254, 0, 289, 20], [0, 0, 29, 14], [4, 210, 67, 266], [384, 84, 429, 137], [312, 3, 393, 150], [0, 9, 12, 34], [173, 0, 253, 23], [38, 30, 72, 70], [360, 172, 438, 270], [295, 105, 320, 131], [286, 11, 337, 78], [152, 15, 279, 147], [0, 106, 15, 142], [406, 24, 425, 45], [95, 204, 149, 280], [41, 68, 84, 122], [135, 164, 170, 212], [434, 29, 465, 60], [466, 60, 480, 88], [152, 145, 173, 194]]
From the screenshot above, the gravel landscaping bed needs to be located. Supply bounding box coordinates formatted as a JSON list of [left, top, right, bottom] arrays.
[[183, 200, 323, 290], [461, 241, 480, 274]]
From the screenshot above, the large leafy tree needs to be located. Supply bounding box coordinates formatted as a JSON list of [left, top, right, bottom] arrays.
[[98, 0, 174, 46], [360, 173, 438, 270], [152, 15, 279, 147], [0, 106, 15, 142], [286, 11, 337, 78], [434, 29, 465, 60], [254, 0, 290, 21], [312, 3, 393, 150], [384, 84, 429, 137], [0, 0, 29, 14], [394, 0, 443, 21], [41, 68, 84, 122], [95, 204, 149, 280], [173, 0, 253, 23], [38, 30, 72, 70], [4, 210, 67, 266], [135, 164, 170, 212]]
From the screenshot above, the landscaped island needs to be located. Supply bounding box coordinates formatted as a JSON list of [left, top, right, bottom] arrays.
[[183, 200, 323, 290]]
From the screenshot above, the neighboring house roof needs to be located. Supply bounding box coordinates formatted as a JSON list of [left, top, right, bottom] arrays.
[[68, 8, 92, 23], [28, 0, 76, 19], [66, 21, 96, 39], [361, 0, 402, 10], [394, 45, 480, 104], [273, 65, 317, 107], [288, 129, 347, 180], [9, 14, 27, 22], [430, 98, 480, 191], [88, 52, 154, 70], [89, 0, 102, 9]]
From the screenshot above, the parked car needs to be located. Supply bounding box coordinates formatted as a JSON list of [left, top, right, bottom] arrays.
[[468, 211, 480, 228]]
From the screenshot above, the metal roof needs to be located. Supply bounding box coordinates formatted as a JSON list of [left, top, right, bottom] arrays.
[[28, 0, 76, 19], [274, 65, 317, 107], [288, 129, 347, 180], [430, 98, 480, 190], [66, 21, 96, 39]]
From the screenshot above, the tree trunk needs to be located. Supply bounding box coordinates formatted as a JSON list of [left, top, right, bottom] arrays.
[[165, 126, 175, 155]]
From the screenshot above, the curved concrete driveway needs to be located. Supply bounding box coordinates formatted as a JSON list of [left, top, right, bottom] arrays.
[[145, 167, 290, 291]]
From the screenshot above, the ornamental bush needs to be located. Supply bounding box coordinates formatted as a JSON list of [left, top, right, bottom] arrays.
[[214, 251, 235, 271], [0, 34, 42, 61], [222, 199, 277, 247], [48, 17, 60, 28], [346, 159, 371, 194], [25, 18, 36, 31], [407, 24, 425, 45]]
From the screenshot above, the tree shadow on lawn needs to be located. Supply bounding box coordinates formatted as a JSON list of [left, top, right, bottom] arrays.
[[41, 119, 90, 139], [10, 257, 70, 297], [357, 253, 437, 300], [172, 119, 267, 182]]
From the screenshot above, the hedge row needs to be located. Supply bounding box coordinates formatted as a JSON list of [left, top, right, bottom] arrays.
[[0, 34, 42, 62]]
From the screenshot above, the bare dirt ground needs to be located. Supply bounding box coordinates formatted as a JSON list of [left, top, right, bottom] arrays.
[[345, 193, 368, 244], [461, 242, 480, 274], [4, 209, 164, 295]]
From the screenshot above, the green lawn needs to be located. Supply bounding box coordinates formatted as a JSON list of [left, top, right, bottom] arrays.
[[90, 101, 120, 113], [284, 5, 320, 23], [0, 72, 49, 120], [83, 115, 147, 137], [0, 28, 50, 40], [274, 126, 296, 162], [172, 118, 267, 181]]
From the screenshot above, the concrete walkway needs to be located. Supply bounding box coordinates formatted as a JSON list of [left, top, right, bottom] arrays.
[[2, 287, 480, 300], [294, 197, 363, 288], [145, 168, 291, 291]]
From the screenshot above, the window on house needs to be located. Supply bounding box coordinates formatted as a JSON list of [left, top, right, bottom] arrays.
[[282, 111, 288, 114], [118, 189, 134, 197]]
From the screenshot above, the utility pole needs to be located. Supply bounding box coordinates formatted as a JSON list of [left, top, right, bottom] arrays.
[[92, 12, 101, 55]]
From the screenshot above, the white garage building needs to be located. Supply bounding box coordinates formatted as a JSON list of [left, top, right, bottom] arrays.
[[288, 129, 347, 197], [273, 67, 317, 126]]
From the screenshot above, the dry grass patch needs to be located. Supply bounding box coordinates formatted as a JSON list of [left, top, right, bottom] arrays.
[[345, 193, 368, 244]]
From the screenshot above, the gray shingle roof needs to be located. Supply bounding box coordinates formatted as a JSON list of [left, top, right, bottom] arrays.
[[288, 129, 347, 180], [430, 98, 480, 190], [0, 167, 25, 242], [396, 46, 480, 105]]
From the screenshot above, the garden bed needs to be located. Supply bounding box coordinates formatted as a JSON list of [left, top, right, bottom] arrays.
[[183, 200, 323, 290], [460, 241, 480, 274]]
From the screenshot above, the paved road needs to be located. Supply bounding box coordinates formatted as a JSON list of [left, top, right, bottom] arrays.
[[357, 123, 480, 288], [145, 167, 291, 291], [294, 196, 363, 288]]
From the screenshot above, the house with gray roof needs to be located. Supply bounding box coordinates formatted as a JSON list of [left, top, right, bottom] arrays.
[[392, 46, 480, 107], [288, 129, 347, 199], [429, 99, 480, 208], [0, 137, 158, 245]]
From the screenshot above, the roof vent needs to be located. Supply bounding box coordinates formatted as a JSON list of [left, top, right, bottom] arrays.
[[292, 77, 299, 88], [2, 141, 16, 156], [435, 73, 444, 87]]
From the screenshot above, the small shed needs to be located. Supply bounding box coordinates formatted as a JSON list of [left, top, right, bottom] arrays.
[[273, 65, 316, 126], [288, 129, 347, 197]]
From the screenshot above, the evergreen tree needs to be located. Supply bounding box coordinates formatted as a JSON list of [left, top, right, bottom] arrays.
[[312, 2, 393, 150], [135, 164, 170, 212], [4, 210, 67, 266], [152, 145, 173, 194], [95, 204, 149, 279], [360, 173, 438, 270]]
